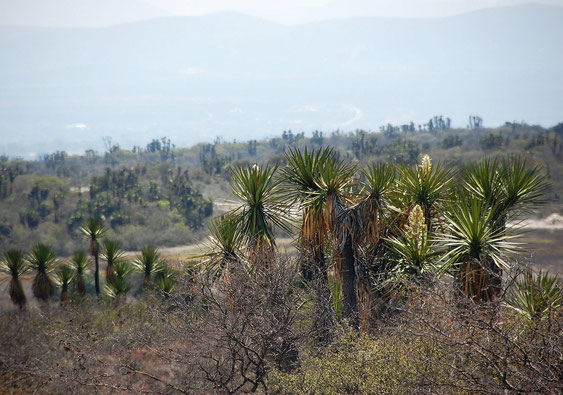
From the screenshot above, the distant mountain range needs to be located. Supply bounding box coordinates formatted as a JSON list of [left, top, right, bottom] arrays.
[[0, 0, 169, 27], [0, 4, 562, 158]]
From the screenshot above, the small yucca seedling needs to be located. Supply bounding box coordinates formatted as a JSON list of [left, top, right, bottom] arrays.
[[506, 269, 562, 322], [134, 246, 163, 287], [104, 260, 135, 300], [70, 251, 89, 296], [0, 249, 29, 308], [55, 264, 75, 304], [28, 243, 57, 301]]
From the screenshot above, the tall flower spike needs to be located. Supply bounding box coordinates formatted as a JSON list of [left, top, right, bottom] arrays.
[[420, 155, 432, 176], [406, 204, 425, 244]]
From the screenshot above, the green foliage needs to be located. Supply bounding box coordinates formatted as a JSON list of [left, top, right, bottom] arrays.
[[270, 332, 448, 394], [0, 249, 29, 307], [154, 264, 177, 296], [133, 246, 163, 285], [438, 197, 518, 275], [397, 157, 454, 222], [230, 163, 289, 247], [80, 217, 106, 255], [70, 251, 89, 296], [104, 260, 135, 299], [198, 214, 245, 279], [0, 249, 28, 280], [28, 243, 57, 301], [506, 269, 562, 322]]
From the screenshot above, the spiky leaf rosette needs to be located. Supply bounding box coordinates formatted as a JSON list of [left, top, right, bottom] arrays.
[[506, 269, 562, 322], [134, 246, 163, 285], [28, 243, 57, 301], [281, 146, 355, 248], [437, 197, 520, 301], [230, 163, 290, 249], [196, 214, 245, 280], [55, 264, 75, 303], [384, 205, 439, 293], [154, 264, 176, 296], [70, 251, 89, 296], [0, 249, 29, 307], [463, 156, 549, 224], [101, 239, 125, 286], [79, 217, 106, 256], [396, 156, 454, 233], [104, 260, 135, 299], [358, 162, 396, 245]]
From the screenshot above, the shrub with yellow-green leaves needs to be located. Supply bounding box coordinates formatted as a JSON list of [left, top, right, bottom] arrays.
[[270, 331, 451, 394]]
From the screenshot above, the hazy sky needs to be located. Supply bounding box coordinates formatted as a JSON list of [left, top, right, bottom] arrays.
[[144, 0, 563, 23]]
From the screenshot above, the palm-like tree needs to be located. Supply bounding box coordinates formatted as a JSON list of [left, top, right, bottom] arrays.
[[0, 249, 29, 308], [316, 151, 358, 327], [230, 163, 289, 254], [460, 157, 549, 299], [134, 245, 163, 287], [70, 251, 89, 296], [80, 218, 105, 296], [353, 162, 397, 327], [358, 162, 396, 247], [438, 196, 518, 302], [101, 239, 125, 287], [104, 260, 135, 300], [55, 264, 75, 304], [281, 147, 350, 337], [28, 243, 57, 301]]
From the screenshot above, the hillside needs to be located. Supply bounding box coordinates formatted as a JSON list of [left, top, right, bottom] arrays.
[[1, 121, 562, 272]]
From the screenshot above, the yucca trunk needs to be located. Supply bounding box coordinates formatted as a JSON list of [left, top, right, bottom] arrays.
[[93, 252, 100, 296], [143, 273, 152, 288], [60, 284, 69, 304], [341, 236, 359, 328], [32, 272, 55, 301], [309, 241, 336, 346], [10, 278, 26, 308], [106, 262, 116, 286], [457, 257, 498, 303], [75, 274, 86, 296]]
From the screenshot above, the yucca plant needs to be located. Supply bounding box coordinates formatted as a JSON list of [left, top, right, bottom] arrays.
[[101, 239, 125, 287], [0, 249, 29, 308], [28, 243, 57, 301], [134, 245, 163, 287], [506, 269, 562, 322], [230, 163, 290, 252], [70, 251, 89, 296], [281, 147, 334, 280], [154, 264, 176, 296], [80, 218, 105, 296], [461, 157, 548, 300], [198, 214, 245, 281], [385, 205, 439, 293], [438, 197, 518, 302], [396, 155, 454, 233], [55, 264, 75, 304], [358, 162, 396, 246], [281, 147, 340, 340], [104, 260, 135, 300]]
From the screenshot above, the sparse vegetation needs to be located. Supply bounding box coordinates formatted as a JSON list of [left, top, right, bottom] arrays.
[[1, 124, 562, 393]]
